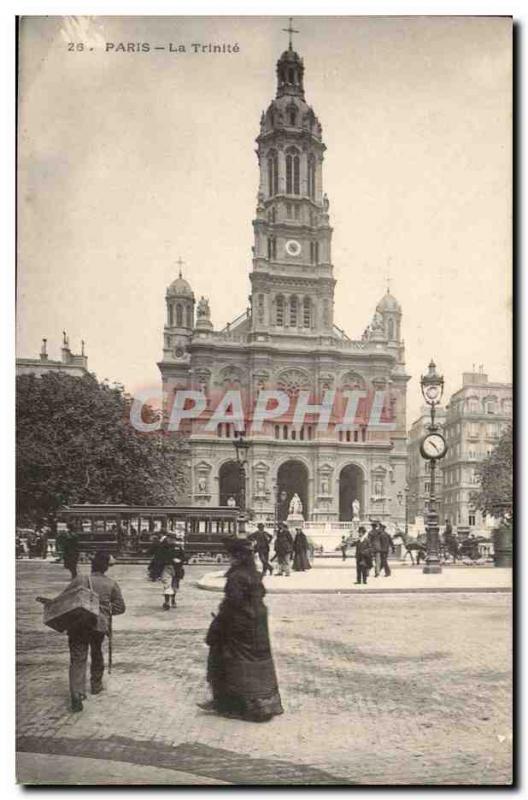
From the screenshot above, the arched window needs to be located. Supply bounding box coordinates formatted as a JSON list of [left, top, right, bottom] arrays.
[[288, 106, 297, 126], [303, 297, 311, 328], [176, 304, 183, 327], [308, 153, 316, 199], [288, 68, 295, 84], [290, 296, 298, 326], [286, 147, 300, 195], [267, 236, 276, 260], [276, 295, 285, 326], [283, 425, 288, 440], [387, 318, 395, 339], [169, 303, 174, 327], [275, 425, 280, 440], [269, 206, 276, 223], [267, 150, 278, 197], [185, 304, 192, 328]]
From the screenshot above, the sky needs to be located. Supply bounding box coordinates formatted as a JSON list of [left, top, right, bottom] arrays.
[[17, 15, 512, 423]]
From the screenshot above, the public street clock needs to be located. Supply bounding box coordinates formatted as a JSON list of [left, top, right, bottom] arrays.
[[285, 239, 301, 257], [420, 432, 448, 460]]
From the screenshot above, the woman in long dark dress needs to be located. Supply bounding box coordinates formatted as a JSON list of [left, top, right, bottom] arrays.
[[200, 538, 283, 722], [292, 527, 312, 572]]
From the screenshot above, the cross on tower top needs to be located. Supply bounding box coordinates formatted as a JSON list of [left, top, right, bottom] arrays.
[[176, 256, 185, 278], [282, 17, 299, 50]]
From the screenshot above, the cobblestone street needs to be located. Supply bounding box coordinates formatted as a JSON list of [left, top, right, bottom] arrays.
[[16, 561, 513, 785]]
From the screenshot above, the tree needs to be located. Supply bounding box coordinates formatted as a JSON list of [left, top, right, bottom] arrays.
[[16, 372, 190, 529], [471, 424, 513, 522]]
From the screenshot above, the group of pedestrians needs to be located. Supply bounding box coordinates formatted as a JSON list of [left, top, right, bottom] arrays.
[[355, 521, 395, 585], [248, 522, 312, 577]]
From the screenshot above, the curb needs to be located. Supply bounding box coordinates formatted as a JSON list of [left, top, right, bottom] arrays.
[[194, 580, 512, 596]]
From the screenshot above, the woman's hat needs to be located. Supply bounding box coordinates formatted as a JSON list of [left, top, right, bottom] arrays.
[[222, 537, 254, 555]]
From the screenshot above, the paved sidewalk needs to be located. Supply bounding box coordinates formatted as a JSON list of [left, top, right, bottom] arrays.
[[198, 565, 512, 594], [16, 562, 513, 785]]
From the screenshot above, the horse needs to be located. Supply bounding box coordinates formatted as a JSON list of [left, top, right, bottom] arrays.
[[392, 530, 427, 566]]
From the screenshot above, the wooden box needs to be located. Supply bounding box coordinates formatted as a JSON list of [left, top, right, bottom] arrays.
[[43, 585, 100, 633]]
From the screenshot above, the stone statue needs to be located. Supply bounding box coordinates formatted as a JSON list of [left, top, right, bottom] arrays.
[[289, 493, 303, 516], [371, 311, 384, 332], [227, 496, 236, 507], [352, 498, 360, 520], [198, 477, 208, 493], [197, 297, 210, 319], [256, 478, 265, 495]]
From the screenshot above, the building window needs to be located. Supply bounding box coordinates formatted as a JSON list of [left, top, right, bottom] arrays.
[[176, 303, 183, 326], [300, 427, 305, 441], [285, 203, 292, 219], [288, 106, 297, 126], [291, 429, 297, 440], [303, 297, 311, 328], [169, 304, 174, 327], [354, 430, 358, 442], [286, 147, 300, 194], [276, 295, 284, 326], [267, 150, 278, 197], [267, 236, 277, 260], [186, 305, 192, 328], [387, 318, 394, 339], [425, 482, 430, 493], [274, 425, 280, 440], [307, 425, 313, 440], [469, 514, 476, 526], [217, 423, 222, 438], [361, 427, 366, 442], [290, 296, 298, 326], [283, 425, 288, 440], [308, 153, 316, 199], [486, 399, 497, 414]]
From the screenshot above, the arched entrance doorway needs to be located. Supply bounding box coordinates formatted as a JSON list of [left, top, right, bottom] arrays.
[[276, 460, 309, 522], [339, 464, 364, 521], [219, 461, 242, 507]]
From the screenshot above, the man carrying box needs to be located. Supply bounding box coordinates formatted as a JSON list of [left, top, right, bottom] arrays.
[[37, 550, 126, 712]]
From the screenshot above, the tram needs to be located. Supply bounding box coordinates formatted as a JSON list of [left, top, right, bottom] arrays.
[[57, 504, 241, 559]]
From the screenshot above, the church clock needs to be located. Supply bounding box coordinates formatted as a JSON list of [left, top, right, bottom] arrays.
[[285, 239, 301, 257]]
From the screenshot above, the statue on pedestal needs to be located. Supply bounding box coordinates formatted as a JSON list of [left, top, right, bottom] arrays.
[[287, 493, 304, 524], [352, 498, 360, 520]]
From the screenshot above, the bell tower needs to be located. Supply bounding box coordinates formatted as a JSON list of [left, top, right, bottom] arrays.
[[250, 29, 335, 337]]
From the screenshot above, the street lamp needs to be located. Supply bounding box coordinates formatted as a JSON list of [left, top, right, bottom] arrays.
[[397, 485, 410, 536], [233, 429, 250, 535], [419, 360, 448, 574]]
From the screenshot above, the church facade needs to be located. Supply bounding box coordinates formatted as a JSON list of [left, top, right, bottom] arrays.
[[158, 41, 409, 526]]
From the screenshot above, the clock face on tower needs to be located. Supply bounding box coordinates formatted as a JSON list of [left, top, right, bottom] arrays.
[[285, 239, 301, 257]]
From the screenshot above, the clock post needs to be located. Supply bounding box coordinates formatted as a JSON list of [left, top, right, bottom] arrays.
[[419, 360, 447, 575]]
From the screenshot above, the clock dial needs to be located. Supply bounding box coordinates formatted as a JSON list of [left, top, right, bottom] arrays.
[[285, 239, 301, 257], [420, 433, 447, 460], [424, 385, 440, 402]]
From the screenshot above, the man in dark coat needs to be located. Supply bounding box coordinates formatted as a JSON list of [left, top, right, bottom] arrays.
[[354, 526, 372, 584], [62, 527, 81, 579], [368, 521, 382, 577], [378, 524, 395, 577], [248, 523, 273, 576], [272, 524, 293, 576]]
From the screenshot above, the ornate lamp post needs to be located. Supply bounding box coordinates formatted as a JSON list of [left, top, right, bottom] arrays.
[[233, 429, 250, 535], [419, 360, 448, 574], [397, 485, 410, 536]]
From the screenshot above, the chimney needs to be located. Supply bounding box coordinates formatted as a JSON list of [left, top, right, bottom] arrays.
[[40, 338, 48, 361]]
